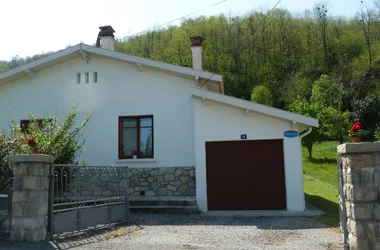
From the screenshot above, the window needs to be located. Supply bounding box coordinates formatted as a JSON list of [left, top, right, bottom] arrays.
[[84, 72, 89, 83], [118, 115, 153, 159], [93, 72, 98, 83], [20, 119, 44, 133], [76, 73, 81, 84]]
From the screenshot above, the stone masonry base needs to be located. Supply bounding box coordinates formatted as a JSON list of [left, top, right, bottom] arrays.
[[128, 167, 196, 196], [9, 154, 54, 242]]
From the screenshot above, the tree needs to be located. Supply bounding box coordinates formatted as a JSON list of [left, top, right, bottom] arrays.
[[317, 107, 351, 143], [359, 5, 375, 72], [284, 72, 313, 107], [289, 97, 320, 158], [311, 74, 341, 109], [250, 85, 274, 106]]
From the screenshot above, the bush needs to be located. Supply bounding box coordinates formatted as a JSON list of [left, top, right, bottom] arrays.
[[0, 134, 15, 190], [0, 105, 92, 192], [374, 125, 380, 141], [7, 104, 93, 164]]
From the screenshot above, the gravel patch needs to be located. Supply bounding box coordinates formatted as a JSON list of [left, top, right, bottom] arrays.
[[0, 213, 343, 250]]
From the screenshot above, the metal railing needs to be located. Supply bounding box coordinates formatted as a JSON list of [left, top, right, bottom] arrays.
[[48, 164, 129, 237]]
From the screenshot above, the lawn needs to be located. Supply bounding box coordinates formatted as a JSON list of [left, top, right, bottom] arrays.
[[302, 141, 340, 227]]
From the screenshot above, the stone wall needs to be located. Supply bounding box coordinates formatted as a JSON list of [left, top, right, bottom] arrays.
[[62, 166, 129, 198], [9, 154, 54, 242], [128, 167, 196, 196], [58, 166, 195, 199], [338, 143, 380, 250]]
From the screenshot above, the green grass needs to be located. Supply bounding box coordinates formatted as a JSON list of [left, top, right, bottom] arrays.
[[302, 141, 340, 227]]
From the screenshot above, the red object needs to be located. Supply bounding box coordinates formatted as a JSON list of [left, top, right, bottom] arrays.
[[350, 122, 363, 133], [27, 137, 35, 144]]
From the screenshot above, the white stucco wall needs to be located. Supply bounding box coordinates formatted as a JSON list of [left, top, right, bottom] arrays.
[[0, 53, 307, 212], [192, 97, 305, 212], [0, 55, 197, 168]]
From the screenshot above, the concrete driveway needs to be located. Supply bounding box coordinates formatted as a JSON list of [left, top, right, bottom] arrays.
[[0, 213, 343, 250]]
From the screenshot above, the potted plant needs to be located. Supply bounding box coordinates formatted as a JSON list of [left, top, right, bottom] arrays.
[[349, 121, 363, 143], [132, 150, 138, 159], [27, 137, 40, 154]]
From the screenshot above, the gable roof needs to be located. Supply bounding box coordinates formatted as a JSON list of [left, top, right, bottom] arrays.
[[191, 87, 319, 127], [0, 43, 223, 85]]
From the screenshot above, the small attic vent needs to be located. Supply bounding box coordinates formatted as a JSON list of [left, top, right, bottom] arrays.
[[85, 72, 89, 83], [76, 73, 81, 84], [93, 72, 98, 83]]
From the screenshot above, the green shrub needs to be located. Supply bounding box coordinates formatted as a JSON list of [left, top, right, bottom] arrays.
[[0, 134, 13, 190], [7, 104, 93, 164], [374, 125, 380, 141]]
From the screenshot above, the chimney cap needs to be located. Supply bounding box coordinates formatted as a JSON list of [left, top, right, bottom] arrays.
[[99, 25, 115, 37], [191, 36, 203, 47]]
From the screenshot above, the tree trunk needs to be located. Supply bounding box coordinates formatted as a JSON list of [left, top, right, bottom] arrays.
[[307, 144, 313, 158]]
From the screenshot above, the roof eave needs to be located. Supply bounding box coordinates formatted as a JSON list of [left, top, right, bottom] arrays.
[[191, 87, 319, 128], [79, 44, 223, 82], [0, 43, 223, 85], [0, 44, 82, 84]]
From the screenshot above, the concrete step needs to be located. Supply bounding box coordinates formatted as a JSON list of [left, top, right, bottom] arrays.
[[129, 199, 197, 207], [130, 205, 199, 214], [129, 196, 198, 214]]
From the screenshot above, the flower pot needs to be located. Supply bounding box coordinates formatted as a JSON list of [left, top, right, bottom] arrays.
[[352, 135, 361, 143], [133, 155, 137, 159], [32, 148, 40, 154]]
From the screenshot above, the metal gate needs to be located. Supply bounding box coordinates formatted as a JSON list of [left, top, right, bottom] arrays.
[[48, 164, 129, 238]]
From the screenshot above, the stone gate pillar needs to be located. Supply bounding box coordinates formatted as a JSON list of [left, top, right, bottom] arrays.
[[9, 154, 54, 242], [338, 143, 380, 250]]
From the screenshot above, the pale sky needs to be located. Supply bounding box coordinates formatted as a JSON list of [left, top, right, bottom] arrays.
[[0, 0, 373, 60]]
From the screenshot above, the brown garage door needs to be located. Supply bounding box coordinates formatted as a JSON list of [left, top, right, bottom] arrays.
[[206, 139, 286, 210]]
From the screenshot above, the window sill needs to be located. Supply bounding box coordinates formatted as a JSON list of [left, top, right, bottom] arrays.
[[115, 158, 156, 164]]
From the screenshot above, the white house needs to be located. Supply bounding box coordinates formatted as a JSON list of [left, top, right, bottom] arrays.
[[0, 26, 318, 212]]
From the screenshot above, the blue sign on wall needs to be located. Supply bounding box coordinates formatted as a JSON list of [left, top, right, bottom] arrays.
[[284, 130, 299, 138]]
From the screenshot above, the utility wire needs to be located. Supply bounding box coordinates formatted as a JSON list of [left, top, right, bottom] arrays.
[[254, 0, 282, 32], [122, 0, 228, 39]]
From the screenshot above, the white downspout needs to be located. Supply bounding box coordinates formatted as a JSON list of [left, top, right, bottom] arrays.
[[300, 127, 312, 139]]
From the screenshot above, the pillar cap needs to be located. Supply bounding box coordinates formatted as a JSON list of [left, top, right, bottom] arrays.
[[9, 154, 55, 163], [338, 142, 380, 154]]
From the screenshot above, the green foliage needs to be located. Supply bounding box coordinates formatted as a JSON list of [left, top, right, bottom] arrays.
[[284, 73, 313, 107], [8, 104, 93, 164], [374, 125, 380, 141], [311, 75, 341, 109], [0, 134, 13, 190], [250, 85, 274, 106], [317, 107, 351, 143], [289, 97, 320, 158], [0, 52, 54, 74], [111, 6, 380, 143]]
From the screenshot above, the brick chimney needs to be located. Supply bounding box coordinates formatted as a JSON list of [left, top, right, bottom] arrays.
[[190, 36, 203, 71], [96, 25, 115, 51]]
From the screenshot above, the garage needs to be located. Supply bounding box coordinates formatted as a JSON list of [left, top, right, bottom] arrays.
[[192, 88, 319, 212], [206, 139, 286, 210]]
